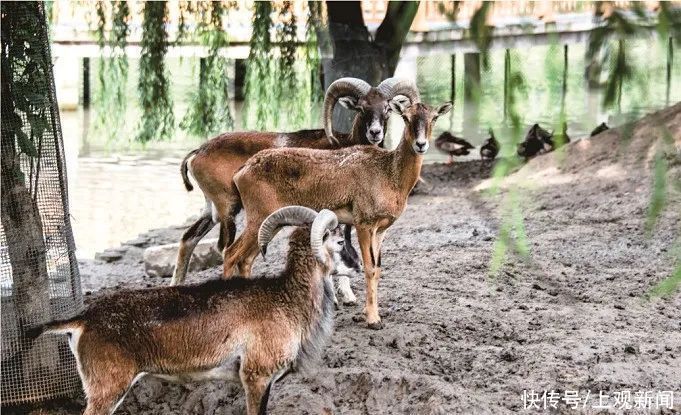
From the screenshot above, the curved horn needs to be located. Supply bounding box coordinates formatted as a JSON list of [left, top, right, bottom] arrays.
[[258, 206, 318, 258], [323, 78, 372, 146], [310, 209, 339, 264], [376, 77, 420, 104]]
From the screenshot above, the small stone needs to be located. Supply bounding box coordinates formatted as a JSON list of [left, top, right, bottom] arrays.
[[500, 348, 518, 362], [126, 237, 149, 247], [143, 238, 221, 278], [95, 250, 123, 263]]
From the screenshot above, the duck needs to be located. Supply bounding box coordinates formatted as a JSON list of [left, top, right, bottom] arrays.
[[542, 122, 570, 151], [590, 122, 609, 137], [517, 123, 551, 159], [480, 129, 499, 160], [435, 131, 475, 164]]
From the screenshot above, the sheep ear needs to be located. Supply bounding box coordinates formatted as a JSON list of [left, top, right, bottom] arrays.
[[338, 96, 360, 111], [389, 95, 410, 115], [437, 102, 453, 116]]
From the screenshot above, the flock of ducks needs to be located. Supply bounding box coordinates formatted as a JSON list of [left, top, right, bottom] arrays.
[[435, 122, 610, 163]]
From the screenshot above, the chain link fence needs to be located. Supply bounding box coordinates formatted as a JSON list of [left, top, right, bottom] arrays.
[[1, 1, 83, 404]]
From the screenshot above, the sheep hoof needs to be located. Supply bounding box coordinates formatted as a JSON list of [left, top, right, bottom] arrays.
[[343, 299, 357, 306], [367, 321, 383, 330]]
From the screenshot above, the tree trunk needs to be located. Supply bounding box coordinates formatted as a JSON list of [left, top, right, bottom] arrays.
[[324, 1, 419, 134], [1, 44, 56, 384], [463, 52, 481, 138], [1, 0, 60, 391]]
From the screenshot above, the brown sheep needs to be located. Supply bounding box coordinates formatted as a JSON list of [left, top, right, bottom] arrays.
[[30, 207, 342, 415], [222, 100, 452, 329]]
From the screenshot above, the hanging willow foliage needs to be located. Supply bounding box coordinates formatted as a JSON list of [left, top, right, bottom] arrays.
[[181, 1, 234, 137], [276, 1, 300, 128], [586, 4, 681, 297], [469, 1, 493, 70], [305, 1, 323, 105], [243, 2, 323, 130], [175, 0, 194, 45], [243, 1, 274, 130], [137, 0, 174, 143], [457, 2, 530, 275], [488, 50, 529, 276], [586, 9, 643, 109], [94, 0, 130, 140]]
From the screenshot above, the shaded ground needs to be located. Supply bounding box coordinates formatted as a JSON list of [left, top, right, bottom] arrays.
[[9, 104, 681, 414]]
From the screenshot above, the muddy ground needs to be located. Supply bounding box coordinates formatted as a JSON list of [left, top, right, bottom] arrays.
[[10, 104, 681, 414]]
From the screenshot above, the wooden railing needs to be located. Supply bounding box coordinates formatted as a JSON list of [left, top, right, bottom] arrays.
[[49, 0, 669, 42], [362, 1, 661, 30]]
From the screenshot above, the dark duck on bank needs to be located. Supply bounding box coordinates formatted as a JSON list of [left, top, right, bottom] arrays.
[[590, 122, 609, 137], [480, 129, 499, 160], [435, 131, 475, 164], [517, 123, 553, 159], [542, 122, 570, 152]]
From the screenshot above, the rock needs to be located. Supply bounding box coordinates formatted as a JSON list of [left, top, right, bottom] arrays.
[[143, 238, 222, 278], [500, 348, 518, 362], [125, 237, 149, 247], [95, 250, 123, 263], [624, 344, 638, 355]]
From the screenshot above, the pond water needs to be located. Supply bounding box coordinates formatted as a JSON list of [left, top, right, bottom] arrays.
[[58, 39, 681, 258]]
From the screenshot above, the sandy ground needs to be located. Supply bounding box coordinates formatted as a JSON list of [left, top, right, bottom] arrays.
[[8, 104, 681, 414]]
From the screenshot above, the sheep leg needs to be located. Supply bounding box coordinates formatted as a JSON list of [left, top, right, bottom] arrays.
[[241, 370, 275, 415], [356, 226, 381, 329], [223, 221, 258, 278], [78, 340, 141, 415], [368, 228, 386, 328], [369, 229, 386, 320], [217, 197, 242, 252], [172, 201, 216, 285], [238, 243, 261, 277], [327, 275, 339, 307], [336, 275, 357, 305], [81, 362, 138, 415]]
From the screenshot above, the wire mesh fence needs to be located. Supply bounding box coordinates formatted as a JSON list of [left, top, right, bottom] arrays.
[[1, 1, 83, 404]]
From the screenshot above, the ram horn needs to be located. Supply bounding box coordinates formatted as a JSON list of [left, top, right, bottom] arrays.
[[323, 77, 372, 145], [376, 77, 420, 105], [258, 206, 318, 258], [310, 209, 339, 264]]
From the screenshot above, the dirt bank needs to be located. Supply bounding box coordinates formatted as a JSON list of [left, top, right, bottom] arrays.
[[9, 104, 681, 414]]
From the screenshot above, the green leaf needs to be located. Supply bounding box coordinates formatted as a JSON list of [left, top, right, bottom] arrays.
[[16, 129, 38, 157], [648, 263, 681, 297], [645, 151, 669, 234], [27, 113, 49, 137]]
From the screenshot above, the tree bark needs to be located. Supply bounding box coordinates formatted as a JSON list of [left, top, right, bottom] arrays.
[[463, 52, 481, 138], [324, 1, 419, 133], [1, 0, 59, 390]]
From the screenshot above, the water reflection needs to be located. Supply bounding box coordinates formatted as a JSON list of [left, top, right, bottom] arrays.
[[60, 40, 680, 258]]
